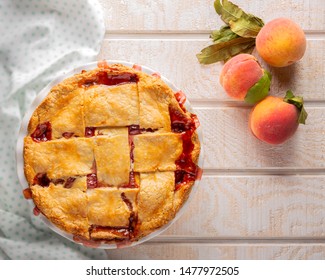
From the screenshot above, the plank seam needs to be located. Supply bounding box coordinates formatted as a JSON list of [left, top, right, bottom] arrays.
[[191, 100, 325, 109], [104, 30, 325, 40], [147, 237, 325, 244], [202, 168, 325, 177]]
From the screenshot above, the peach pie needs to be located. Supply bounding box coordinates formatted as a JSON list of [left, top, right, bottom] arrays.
[[23, 63, 201, 244]]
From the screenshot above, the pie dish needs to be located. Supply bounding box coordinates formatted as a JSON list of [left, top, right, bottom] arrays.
[[19, 61, 202, 248]]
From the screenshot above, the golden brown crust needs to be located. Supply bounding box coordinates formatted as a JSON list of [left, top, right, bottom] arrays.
[[137, 172, 176, 238], [27, 74, 86, 136], [87, 188, 138, 227], [90, 229, 128, 240], [27, 64, 139, 137], [137, 71, 173, 131], [24, 137, 94, 184], [24, 63, 201, 243], [94, 135, 130, 187], [133, 133, 183, 172], [84, 84, 139, 127], [175, 132, 200, 214], [31, 184, 89, 239], [173, 181, 194, 214], [191, 131, 201, 165]]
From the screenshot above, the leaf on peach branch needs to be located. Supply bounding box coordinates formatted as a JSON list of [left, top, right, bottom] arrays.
[[210, 25, 239, 43], [244, 70, 272, 104], [197, 0, 264, 64], [214, 0, 264, 38], [284, 90, 308, 124], [196, 37, 255, 64]]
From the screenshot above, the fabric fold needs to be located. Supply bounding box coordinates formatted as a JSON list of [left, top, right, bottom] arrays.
[[0, 0, 107, 259]]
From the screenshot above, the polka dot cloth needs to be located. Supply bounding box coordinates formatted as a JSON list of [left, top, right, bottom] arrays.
[[0, 0, 106, 259]]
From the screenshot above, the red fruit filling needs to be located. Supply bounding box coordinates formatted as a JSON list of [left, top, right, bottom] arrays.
[[31, 122, 52, 142], [169, 106, 197, 133], [128, 125, 141, 135], [169, 102, 201, 187], [175, 170, 196, 186], [80, 71, 138, 87], [62, 132, 74, 139], [132, 64, 142, 71], [121, 192, 138, 239], [87, 173, 98, 189], [176, 131, 197, 173], [52, 178, 65, 185], [128, 125, 157, 135], [90, 226, 129, 239], [64, 177, 76, 189], [33, 173, 51, 187], [23, 188, 33, 199], [33, 206, 40, 216], [97, 60, 109, 69], [175, 90, 187, 111], [85, 127, 95, 137]]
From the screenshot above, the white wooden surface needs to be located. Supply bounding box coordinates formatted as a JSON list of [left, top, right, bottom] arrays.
[[97, 0, 325, 259]]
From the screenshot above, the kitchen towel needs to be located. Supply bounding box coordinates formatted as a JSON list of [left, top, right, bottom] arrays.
[[0, 0, 107, 259]]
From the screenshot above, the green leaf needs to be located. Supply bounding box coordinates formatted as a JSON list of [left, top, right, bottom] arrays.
[[244, 70, 272, 104], [197, 0, 265, 64], [210, 25, 239, 43], [284, 90, 294, 100], [237, 44, 255, 56], [229, 17, 263, 38], [249, 14, 265, 27], [214, 0, 264, 38], [298, 107, 308, 124], [214, 0, 244, 23], [197, 37, 255, 64], [283, 90, 308, 124]]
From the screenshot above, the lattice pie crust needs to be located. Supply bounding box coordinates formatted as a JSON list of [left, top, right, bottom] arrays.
[[23, 63, 201, 244]]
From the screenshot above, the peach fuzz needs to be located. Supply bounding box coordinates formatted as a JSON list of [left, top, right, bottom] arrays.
[[256, 18, 306, 67], [249, 96, 299, 145], [220, 54, 263, 100]]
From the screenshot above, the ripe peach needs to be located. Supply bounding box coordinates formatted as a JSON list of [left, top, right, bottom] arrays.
[[249, 96, 300, 145], [220, 54, 265, 101], [256, 18, 306, 67]]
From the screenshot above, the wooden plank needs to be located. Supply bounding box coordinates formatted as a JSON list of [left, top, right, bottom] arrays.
[[106, 243, 325, 259], [197, 107, 325, 169], [97, 1, 325, 260], [99, 0, 325, 32], [158, 176, 325, 238], [98, 39, 325, 101]]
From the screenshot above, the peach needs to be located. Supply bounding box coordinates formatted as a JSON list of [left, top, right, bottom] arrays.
[[220, 54, 265, 101], [249, 96, 299, 145], [256, 18, 306, 67]]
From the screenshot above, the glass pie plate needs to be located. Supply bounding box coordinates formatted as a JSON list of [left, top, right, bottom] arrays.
[[16, 60, 204, 249]]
